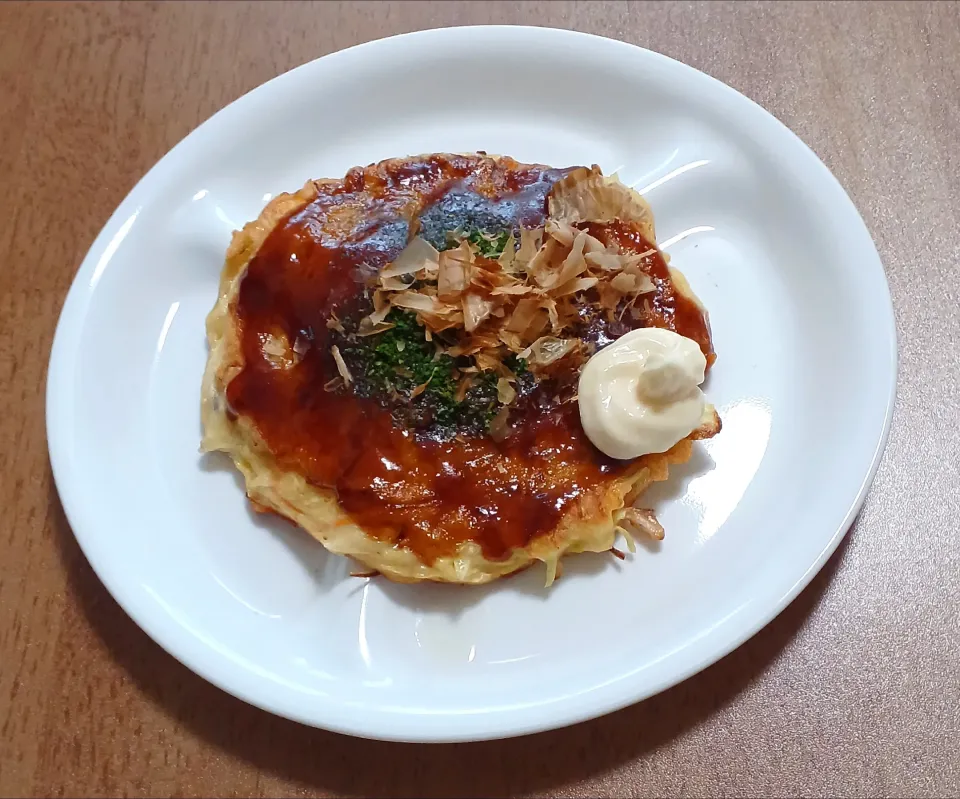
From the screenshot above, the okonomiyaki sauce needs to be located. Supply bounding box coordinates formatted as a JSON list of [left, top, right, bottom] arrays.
[[226, 155, 713, 562]]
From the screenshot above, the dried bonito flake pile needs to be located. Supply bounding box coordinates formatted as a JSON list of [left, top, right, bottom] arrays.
[[335, 167, 661, 408]]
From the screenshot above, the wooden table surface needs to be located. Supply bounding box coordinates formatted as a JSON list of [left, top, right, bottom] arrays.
[[2, 1, 959, 796]]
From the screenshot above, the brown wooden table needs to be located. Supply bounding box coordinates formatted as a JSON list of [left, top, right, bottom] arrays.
[[2, 1, 959, 796]]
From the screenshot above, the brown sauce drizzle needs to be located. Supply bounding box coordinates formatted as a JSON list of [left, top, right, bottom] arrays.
[[226, 155, 714, 563]]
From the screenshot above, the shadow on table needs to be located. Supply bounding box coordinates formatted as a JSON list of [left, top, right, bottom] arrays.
[[50, 478, 851, 798]]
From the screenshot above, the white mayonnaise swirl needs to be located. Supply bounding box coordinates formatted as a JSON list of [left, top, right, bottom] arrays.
[[578, 328, 707, 459]]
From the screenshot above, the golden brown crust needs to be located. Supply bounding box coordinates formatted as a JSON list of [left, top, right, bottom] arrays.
[[201, 155, 719, 585]]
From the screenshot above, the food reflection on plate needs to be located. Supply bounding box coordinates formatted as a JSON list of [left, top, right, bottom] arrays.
[[200, 153, 721, 585]]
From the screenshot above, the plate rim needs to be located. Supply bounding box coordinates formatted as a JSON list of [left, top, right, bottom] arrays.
[[45, 25, 898, 742]]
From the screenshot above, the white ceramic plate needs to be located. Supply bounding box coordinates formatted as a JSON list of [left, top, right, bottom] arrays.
[[47, 26, 896, 742]]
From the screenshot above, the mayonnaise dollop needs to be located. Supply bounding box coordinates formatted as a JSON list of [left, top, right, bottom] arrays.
[[578, 328, 707, 459]]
